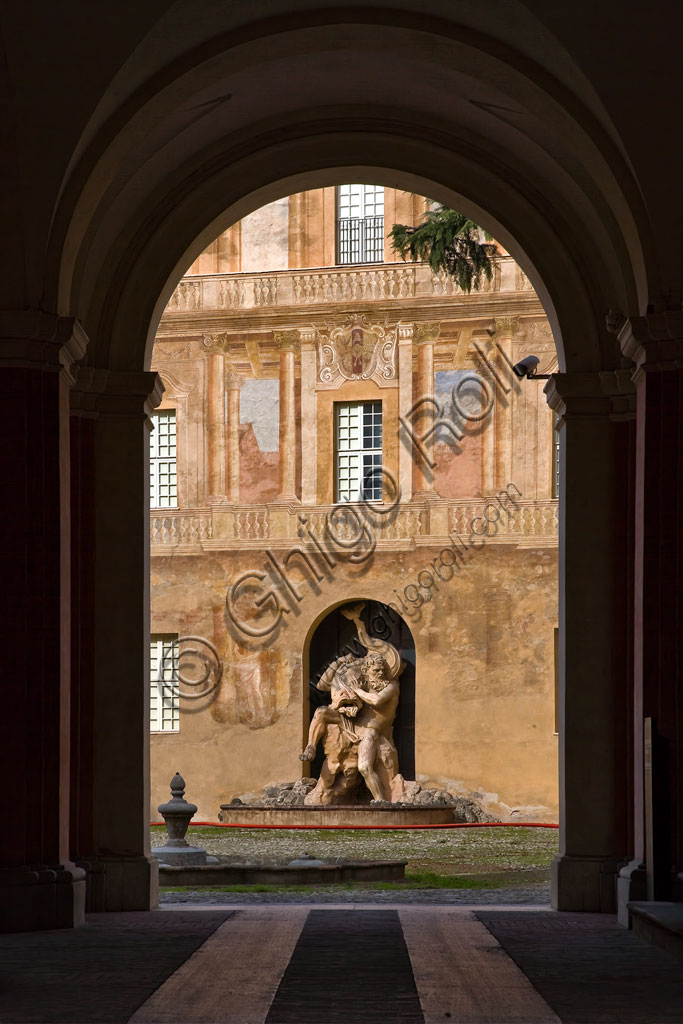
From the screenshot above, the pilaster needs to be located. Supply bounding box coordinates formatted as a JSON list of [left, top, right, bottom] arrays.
[[412, 321, 439, 497], [617, 313, 683, 916], [0, 312, 88, 931], [69, 367, 163, 912], [226, 370, 241, 502], [545, 369, 635, 912], [397, 323, 414, 501], [275, 330, 300, 501], [299, 327, 317, 504]]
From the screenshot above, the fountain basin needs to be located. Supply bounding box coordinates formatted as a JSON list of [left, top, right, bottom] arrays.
[[158, 858, 406, 887], [217, 803, 455, 828]]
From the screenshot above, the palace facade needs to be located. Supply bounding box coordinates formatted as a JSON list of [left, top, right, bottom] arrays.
[[148, 186, 559, 821]]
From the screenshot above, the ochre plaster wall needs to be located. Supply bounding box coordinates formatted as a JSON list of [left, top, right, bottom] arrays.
[[150, 542, 558, 821], [151, 187, 559, 823]]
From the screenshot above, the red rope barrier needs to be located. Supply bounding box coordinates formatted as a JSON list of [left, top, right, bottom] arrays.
[[150, 820, 558, 831]]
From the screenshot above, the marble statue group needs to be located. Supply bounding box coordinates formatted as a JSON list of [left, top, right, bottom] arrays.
[[300, 603, 408, 804]]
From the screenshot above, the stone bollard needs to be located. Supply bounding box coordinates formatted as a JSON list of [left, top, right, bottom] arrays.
[[153, 773, 216, 866]]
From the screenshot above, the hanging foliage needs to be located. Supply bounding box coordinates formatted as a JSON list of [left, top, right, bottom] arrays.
[[389, 205, 497, 293]]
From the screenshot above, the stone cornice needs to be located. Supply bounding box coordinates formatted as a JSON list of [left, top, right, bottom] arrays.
[[157, 294, 545, 338], [545, 370, 635, 420], [71, 367, 164, 417], [618, 312, 683, 372], [0, 311, 87, 379]]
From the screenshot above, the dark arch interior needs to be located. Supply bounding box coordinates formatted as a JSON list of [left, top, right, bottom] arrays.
[[307, 600, 416, 791]]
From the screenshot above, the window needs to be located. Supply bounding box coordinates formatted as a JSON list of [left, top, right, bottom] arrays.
[[150, 634, 179, 732], [150, 410, 177, 508], [335, 401, 382, 501], [552, 413, 560, 499], [337, 184, 384, 264]]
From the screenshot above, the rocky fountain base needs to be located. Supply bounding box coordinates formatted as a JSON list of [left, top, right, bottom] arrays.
[[218, 779, 495, 828]]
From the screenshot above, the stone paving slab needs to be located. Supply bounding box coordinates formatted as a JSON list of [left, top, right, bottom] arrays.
[[478, 910, 683, 1023], [0, 910, 232, 1023], [266, 910, 423, 1023], [131, 909, 307, 1024]]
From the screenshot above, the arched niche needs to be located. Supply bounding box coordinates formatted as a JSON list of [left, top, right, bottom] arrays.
[[306, 599, 416, 795]]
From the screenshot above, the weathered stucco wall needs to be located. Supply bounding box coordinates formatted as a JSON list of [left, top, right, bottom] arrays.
[[150, 542, 558, 821], [151, 187, 559, 823]]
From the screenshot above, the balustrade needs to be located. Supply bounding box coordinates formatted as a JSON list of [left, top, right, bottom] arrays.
[[150, 498, 556, 548], [164, 257, 523, 313]]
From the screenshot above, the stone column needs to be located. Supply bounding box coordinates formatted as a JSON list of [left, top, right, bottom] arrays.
[[397, 323, 414, 501], [546, 370, 635, 912], [412, 322, 440, 496], [493, 316, 518, 489], [299, 328, 317, 505], [72, 367, 163, 912], [275, 330, 299, 501], [69, 401, 97, 893], [226, 370, 241, 503], [0, 311, 87, 931], [206, 344, 227, 501], [617, 313, 683, 915]]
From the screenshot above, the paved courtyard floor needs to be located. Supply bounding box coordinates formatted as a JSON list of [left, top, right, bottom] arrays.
[[2, 905, 682, 1023]]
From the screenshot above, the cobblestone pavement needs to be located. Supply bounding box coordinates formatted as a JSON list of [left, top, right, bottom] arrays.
[[152, 825, 558, 874], [160, 882, 551, 905]]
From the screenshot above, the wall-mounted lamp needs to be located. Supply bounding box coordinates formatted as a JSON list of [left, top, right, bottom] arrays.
[[512, 354, 552, 380]]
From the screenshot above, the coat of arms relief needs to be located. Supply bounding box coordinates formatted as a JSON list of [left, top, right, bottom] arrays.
[[316, 315, 398, 389]]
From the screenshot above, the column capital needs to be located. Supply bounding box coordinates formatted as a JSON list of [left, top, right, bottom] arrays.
[[274, 329, 300, 352], [545, 370, 635, 422], [618, 312, 683, 374], [492, 315, 522, 339], [71, 367, 164, 417], [202, 332, 230, 352], [0, 310, 87, 379], [397, 322, 414, 344], [225, 370, 242, 390], [298, 326, 317, 348], [414, 321, 440, 346]]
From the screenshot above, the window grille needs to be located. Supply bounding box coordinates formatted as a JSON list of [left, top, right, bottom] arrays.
[[337, 185, 384, 264], [150, 410, 177, 508], [150, 634, 180, 732], [335, 401, 383, 501]]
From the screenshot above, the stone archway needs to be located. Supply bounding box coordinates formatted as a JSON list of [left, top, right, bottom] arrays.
[[6, 4, 670, 931]]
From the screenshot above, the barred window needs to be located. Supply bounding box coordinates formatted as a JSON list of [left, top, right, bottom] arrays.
[[337, 185, 384, 264], [150, 634, 179, 732], [150, 410, 177, 508], [335, 401, 383, 502]]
